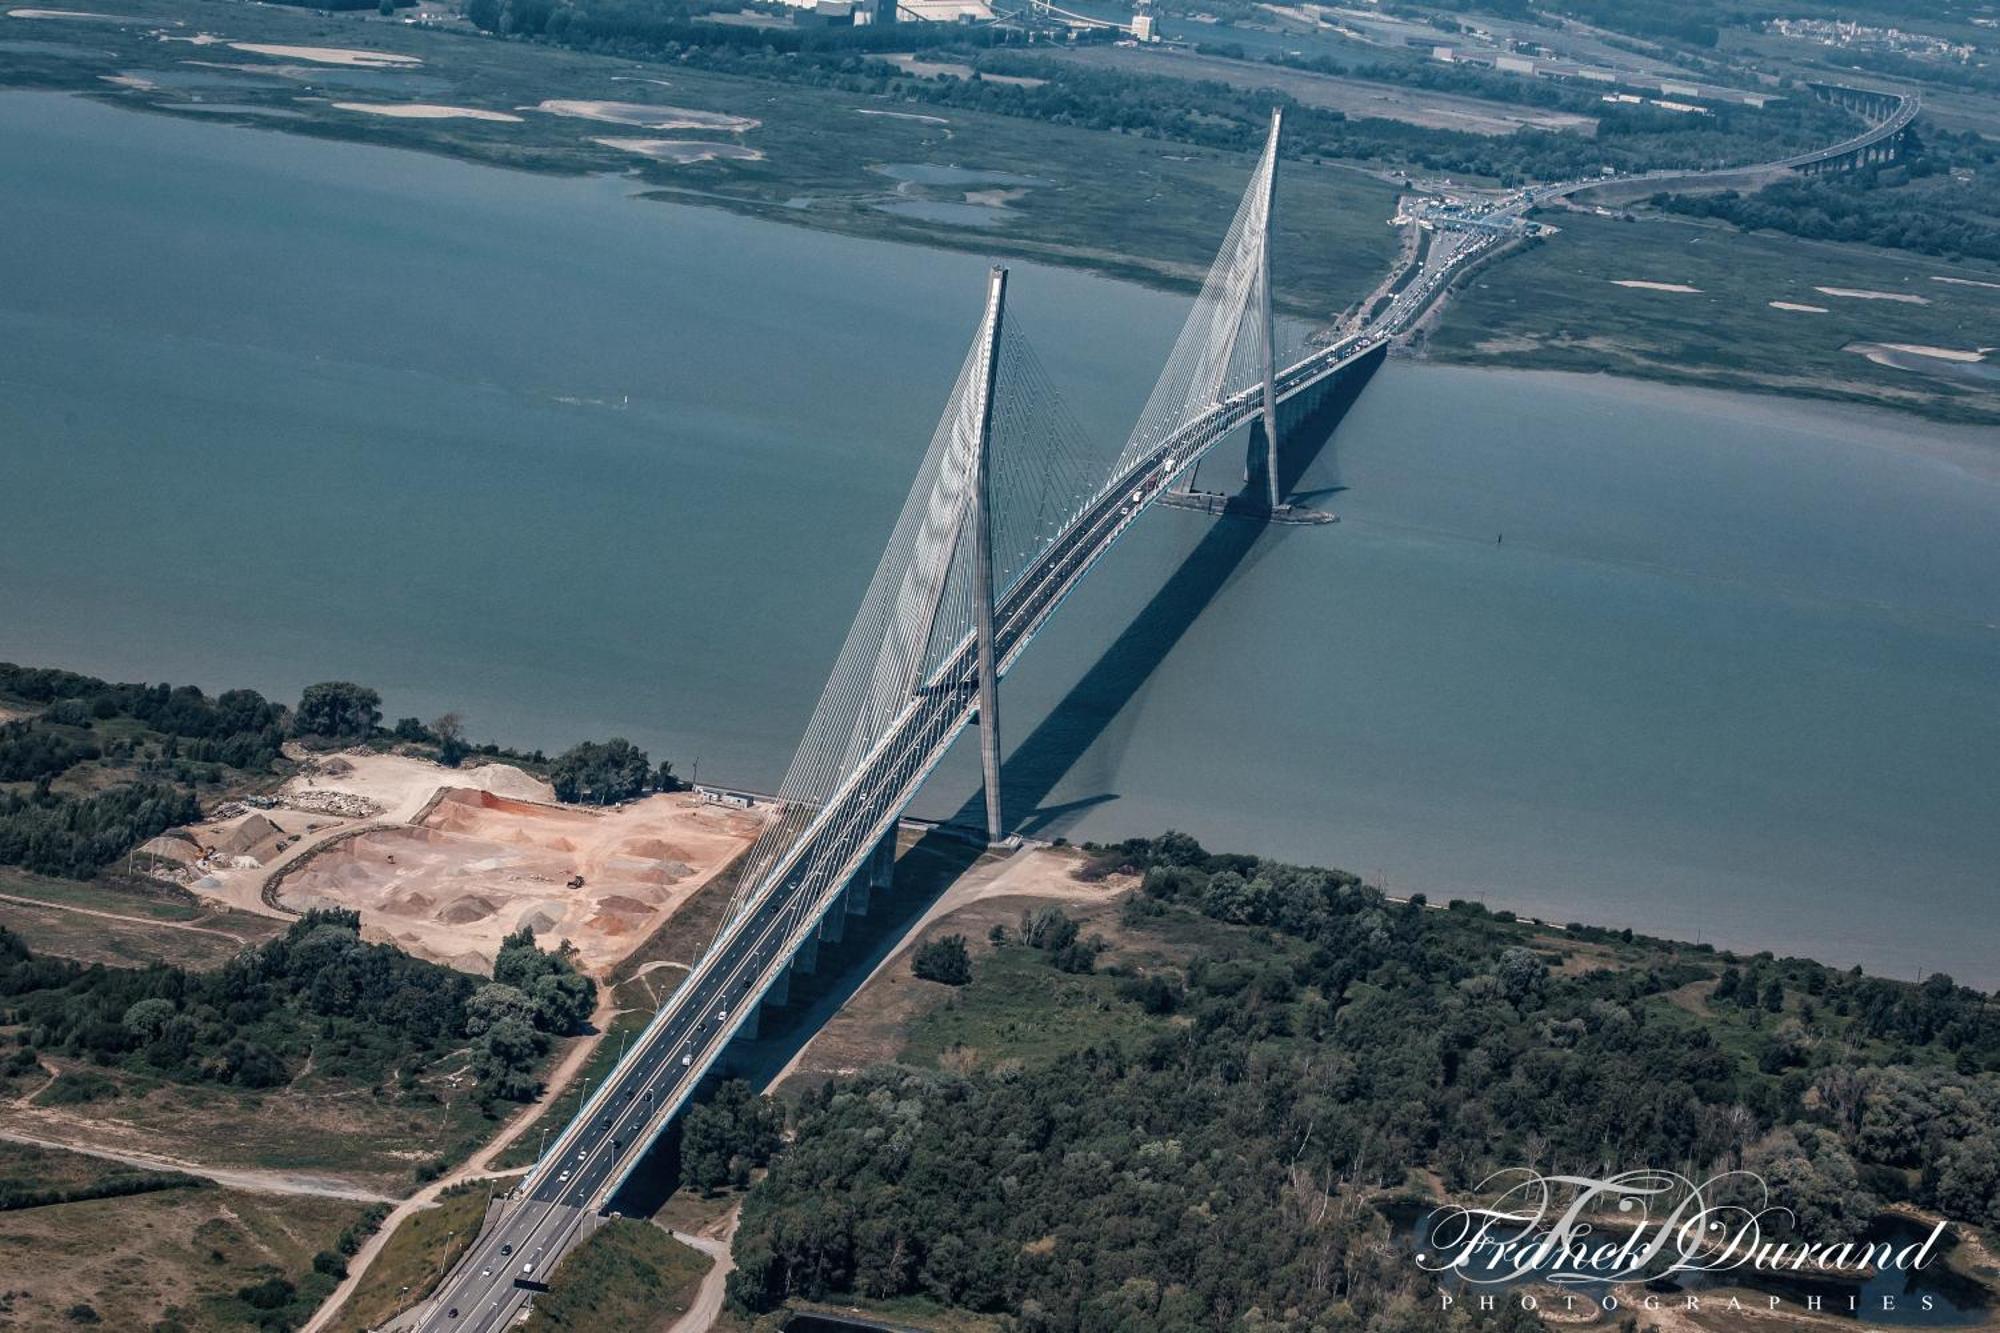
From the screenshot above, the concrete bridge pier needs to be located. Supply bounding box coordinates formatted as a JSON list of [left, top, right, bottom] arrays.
[[793, 932, 819, 976], [869, 832, 896, 893], [819, 895, 847, 944], [764, 966, 790, 1009]]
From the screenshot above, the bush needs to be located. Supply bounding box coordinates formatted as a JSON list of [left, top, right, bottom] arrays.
[[912, 935, 972, 986], [292, 681, 381, 739], [549, 738, 652, 805]]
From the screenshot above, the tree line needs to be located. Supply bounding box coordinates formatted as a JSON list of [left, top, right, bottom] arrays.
[[0, 662, 688, 881], [0, 909, 595, 1108], [1654, 128, 2000, 264], [726, 830, 2000, 1329]]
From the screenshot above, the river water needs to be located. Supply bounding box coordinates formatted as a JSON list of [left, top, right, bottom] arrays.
[[2, 92, 1996, 983]]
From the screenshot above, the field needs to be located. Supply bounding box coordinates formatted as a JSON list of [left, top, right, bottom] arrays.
[[2, 1055, 505, 1194], [0, 868, 279, 968], [1424, 209, 2000, 423], [1045, 45, 1600, 136], [0, 1140, 376, 1331]]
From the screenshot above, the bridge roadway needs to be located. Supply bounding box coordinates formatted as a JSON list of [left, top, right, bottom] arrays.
[[409, 86, 1914, 1328]]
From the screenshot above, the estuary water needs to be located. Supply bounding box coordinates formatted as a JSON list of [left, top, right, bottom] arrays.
[[2, 92, 1996, 983]]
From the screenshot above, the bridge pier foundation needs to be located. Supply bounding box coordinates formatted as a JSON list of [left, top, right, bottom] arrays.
[[846, 877, 871, 918], [737, 1004, 761, 1041], [819, 898, 847, 945], [765, 966, 790, 1009], [794, 933, 819, 976], [869, 833, 896, 892]]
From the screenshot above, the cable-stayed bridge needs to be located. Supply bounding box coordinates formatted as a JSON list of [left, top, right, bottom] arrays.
[[406, 111, 1505, 1332]]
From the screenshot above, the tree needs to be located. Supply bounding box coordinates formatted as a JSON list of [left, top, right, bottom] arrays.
[[292, 682, 381, 739], [549, 738, 652, 805], [432, 712, 469, 767], [1019, 905, 1078, 953], [465, 983, 538, 1036], [912, 934, 972, 986], [122, 996, 177, 1040], [493, 928, 598, 1034], [1497, 946, 1546, 1003], [471, 1015, 547, 1101], [680, 1080, 783, 1192]]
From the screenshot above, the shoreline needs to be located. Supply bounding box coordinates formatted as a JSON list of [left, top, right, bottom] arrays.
[[3, 74, 1995, 424]]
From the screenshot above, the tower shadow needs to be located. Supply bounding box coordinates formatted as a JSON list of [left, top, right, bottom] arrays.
[[959, 347, 1385, 837]]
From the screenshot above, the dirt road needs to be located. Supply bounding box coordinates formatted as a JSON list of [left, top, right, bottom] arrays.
[[0, 1125, 396, 1202]]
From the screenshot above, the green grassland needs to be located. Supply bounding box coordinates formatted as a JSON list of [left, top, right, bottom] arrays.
[[519, 1217, 711, 1331], [13, 1065, 504, 1188], [1424, 209, 2000, 423], [899, 934, 1169, 1071], [0, 894, 258, 969], [0, 868, 203, 921]]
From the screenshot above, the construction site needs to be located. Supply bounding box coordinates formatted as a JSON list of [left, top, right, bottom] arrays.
[[151, 750, 764, 976]]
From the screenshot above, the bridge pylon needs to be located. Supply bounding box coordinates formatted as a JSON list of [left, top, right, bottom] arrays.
[[972, 267, 1007, 844], [1255, 108, 1282, 512]]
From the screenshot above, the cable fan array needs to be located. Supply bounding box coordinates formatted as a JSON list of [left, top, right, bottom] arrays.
[[715, 298, 1104, 940]]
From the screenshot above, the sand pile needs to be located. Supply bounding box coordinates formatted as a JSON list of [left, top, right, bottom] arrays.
[[136, 831, 201, 864], [212, 813, 283, 859]]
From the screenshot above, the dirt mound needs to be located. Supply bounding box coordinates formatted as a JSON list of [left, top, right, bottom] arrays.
[[603, 855, 689, 885], [460, 762, 555, 801], [621, 838, 696, 862], [137, 832, 201, 864], [440, 894, 500, 925], [595, 895, 652, 915], [212, 813, 283, 857], [517, 908, 561, 936]]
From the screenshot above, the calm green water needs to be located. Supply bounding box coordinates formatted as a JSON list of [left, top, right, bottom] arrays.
[[3, 93, 1997, 983]]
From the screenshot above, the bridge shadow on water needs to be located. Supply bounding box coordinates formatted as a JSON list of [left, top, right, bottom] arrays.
[[607, 349, 1382, 1217], [968, 345, 1383, 838]]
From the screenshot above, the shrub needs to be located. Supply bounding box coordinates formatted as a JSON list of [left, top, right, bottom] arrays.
[[912, 935, 972, 986]]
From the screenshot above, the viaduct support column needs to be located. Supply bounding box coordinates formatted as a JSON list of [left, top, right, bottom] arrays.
[[973, 266, 1008, 845]]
